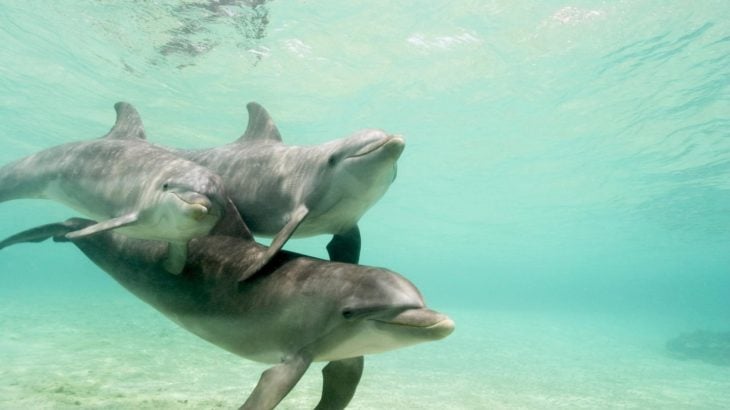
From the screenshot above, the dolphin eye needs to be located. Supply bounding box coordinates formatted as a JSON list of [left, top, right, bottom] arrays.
[[162, 183, 170, 191], [327, 155, 337, 167], [342, 309, 354, 319]]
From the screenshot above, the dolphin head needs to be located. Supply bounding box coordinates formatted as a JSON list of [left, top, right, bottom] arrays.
[[312, 268, 454, 361], [141, 170, 227, 241], [324, 128, 405, 187], [311, 129, 405, 224]]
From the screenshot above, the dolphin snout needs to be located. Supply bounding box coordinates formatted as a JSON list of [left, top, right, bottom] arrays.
[[374, 308, 455, 340], [348, 134, 405, 159], [174, 192, 214, 220], [429, 316, 456, 340], [382, 135, 405, 159]]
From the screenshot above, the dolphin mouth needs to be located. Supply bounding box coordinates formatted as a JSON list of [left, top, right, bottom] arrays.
[[172, 192, 215, 221], [371, 308, 455, 338], [347, 135, 405, 159]]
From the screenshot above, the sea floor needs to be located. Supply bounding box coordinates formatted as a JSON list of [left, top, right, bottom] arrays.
[[1, 289, 729, 409]]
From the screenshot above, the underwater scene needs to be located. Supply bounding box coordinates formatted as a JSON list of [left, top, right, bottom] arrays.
[[1, 1, 729, 408]]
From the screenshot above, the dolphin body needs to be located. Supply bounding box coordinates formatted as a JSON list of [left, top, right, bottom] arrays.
[[0, 102, 228, 273], [0, 217, 454, 409], [176, 102, 405, 279]]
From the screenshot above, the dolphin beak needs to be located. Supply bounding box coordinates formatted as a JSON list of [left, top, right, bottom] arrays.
[[383, 135, 405, 159], [373, 308, 455, 340], [174, 192, 214, 220], [349, 134, 405, 159]]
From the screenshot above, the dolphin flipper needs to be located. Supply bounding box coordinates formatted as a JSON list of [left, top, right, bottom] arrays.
[[0, 218, 96, 250], [62, 211, 186, 275], [64, 212, 139, 239], [163, 242, 187, 275], [315, 356, 364, 410], [241, 354, 312, 410], [0, 221, 74, 249], [238, 205, 309, 282], [326, 225, 361, 264]]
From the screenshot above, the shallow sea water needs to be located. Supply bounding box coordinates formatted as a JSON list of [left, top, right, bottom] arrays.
[[1, 1, 730, 409]]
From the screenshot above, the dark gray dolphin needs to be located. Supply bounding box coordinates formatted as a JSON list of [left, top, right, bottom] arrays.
[[0, 216, 453, 409], [177, 102, 405, 278], [0, 102, 229, 273]]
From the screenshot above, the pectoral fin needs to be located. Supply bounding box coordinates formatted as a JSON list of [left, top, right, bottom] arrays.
[[240, 354, 312, 410], [326, 225, 361, 264], [64, 213, 139, 239], [315, 356, 364, 410], [238, 205, 309, 282], [0, 219, 91, 250], [163, 242, 187, 274]]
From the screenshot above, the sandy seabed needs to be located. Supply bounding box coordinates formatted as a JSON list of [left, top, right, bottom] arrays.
[[1, 290, 729, 409]]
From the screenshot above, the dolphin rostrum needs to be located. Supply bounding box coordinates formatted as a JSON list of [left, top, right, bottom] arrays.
[[0, 217, 454, 409], [0, 102, 229, 273], [177, 102, 405, 278]]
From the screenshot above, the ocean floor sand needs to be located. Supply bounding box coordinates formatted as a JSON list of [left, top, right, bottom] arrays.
[[1, 289, 729, 409]]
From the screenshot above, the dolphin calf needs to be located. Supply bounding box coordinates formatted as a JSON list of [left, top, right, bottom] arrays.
[[0, 102, 228, 273], [0, 217, 454, 409], [177, 102, 405, 278]]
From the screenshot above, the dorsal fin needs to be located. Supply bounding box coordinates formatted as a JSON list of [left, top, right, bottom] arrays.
[[236, 102, 282, 143], [103, 102, 147, 140]]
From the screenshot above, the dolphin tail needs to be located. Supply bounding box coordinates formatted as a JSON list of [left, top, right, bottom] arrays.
[[0, 218, 96, 250]]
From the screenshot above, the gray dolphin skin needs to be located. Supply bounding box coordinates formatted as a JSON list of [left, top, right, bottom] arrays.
[[0, 102, 228, 273], [0, 217, 454, 409], [177, 102, 405, 279]]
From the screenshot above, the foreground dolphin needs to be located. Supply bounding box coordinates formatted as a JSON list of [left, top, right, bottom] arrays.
[[177, 102, 405, 278], [0, 218, 454, 409], [0, 102, 228, 273]]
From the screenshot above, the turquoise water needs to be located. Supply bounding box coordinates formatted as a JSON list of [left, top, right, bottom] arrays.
[[1, 1, 729, 408]]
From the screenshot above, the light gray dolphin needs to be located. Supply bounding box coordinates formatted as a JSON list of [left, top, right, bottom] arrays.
[[177, 102, 405, 278], [0, 214, 454, 409], [0, 102, 229, 273]]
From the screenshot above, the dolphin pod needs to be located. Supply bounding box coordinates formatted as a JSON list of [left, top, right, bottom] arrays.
[[0, 217, 454, 409], [0, 102, 453, 409]]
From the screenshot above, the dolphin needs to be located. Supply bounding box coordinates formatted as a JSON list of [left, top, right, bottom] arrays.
[[0, 102, 229, 273], [0, 216, 454, 409], [176, 102, 405, 278]]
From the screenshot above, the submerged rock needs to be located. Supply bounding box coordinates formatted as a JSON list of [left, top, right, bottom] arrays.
[[666, 330, 730, 366]]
